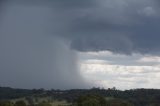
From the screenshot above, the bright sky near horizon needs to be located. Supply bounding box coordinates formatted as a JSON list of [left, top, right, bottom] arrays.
[[79, 51, 160, 90]]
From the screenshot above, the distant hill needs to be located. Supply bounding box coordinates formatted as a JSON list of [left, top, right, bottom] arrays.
[[0, 87, 33, 100], [0, 87, 160, 106]]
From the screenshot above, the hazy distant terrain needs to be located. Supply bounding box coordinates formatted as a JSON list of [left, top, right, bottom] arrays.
[[0, 87, 160, 106]]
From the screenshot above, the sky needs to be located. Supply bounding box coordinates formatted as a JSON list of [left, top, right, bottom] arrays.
[[0, 0, 160, 90]]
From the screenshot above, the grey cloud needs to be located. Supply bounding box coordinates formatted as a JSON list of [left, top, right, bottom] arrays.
[[1, 0, 160, 89], [43, 0, 160, 55], [69, 0, 160, 54], [8, 0, 95, 9], [0, 1, 90, 89]]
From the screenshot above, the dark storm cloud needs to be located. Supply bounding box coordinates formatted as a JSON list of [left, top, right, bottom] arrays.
[[8, 0, 95, 9], [0, 1, 91, 89], [36, 0, 160, 55], [1, 0, 160, 89], [67, 0, 160, 54], [0, 0, 5, 15]]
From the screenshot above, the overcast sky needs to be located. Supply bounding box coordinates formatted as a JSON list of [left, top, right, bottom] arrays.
[[0, 0, 160, 90]]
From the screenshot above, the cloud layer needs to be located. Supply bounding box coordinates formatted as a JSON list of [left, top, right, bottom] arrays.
[[79, 51, 160, 89], [3, 0, 160, 55], [0, 2, 89, 89], [1, 0, 160, 89], [45, 0, 160, 55]]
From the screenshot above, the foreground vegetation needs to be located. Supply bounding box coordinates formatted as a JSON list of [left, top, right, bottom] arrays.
[[0, 95, 135, 106], [0, 87, 160, 106]]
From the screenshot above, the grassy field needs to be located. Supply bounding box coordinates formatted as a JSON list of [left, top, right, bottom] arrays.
[[11, 96, 71, 106]]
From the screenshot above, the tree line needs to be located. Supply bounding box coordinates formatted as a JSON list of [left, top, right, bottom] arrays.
[[0, 87, 160, 106]]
